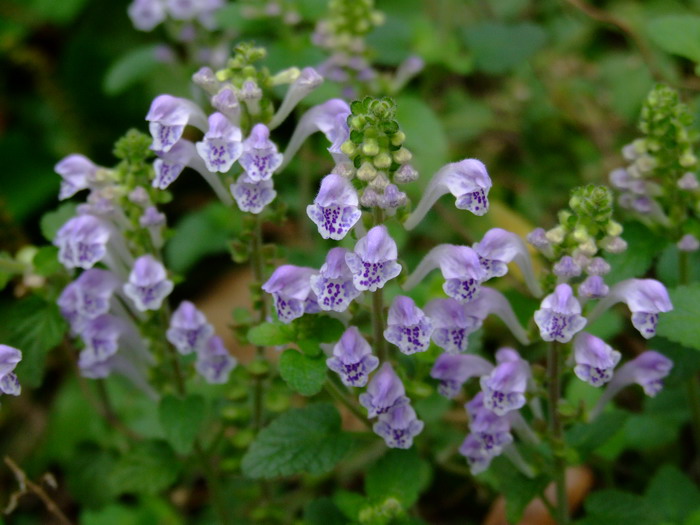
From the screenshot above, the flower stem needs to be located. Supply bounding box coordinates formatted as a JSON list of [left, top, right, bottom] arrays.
[[547, 341, 568, 524]]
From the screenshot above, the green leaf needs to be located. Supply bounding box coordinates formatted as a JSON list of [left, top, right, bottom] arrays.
[[158, 394, 206, 454], [10, 295, 68, 388], [247, 321, 295, 347], [648, 15, 700, 64], [32, 246, 62, 277], [103, 46, 162, 96], [303, 497, 347, 525], [656, 284, 700, 350], [396, 95, 448, 177], [646, 465, 700, 523], [295, 315, 345, 356], [605, 222, 665, 284], [567, 410, 628, 458], [241, 404, 353, 479], [278, 350, 327, 396], [462, 22, 547, 74], [111, 440, 180, 495], [40, 202, 78, 242], [365, 449, 431, 507], [583, 490, 665, 525], [66, 443, 118, 509], [333, 490, 366, 521], [29, 0, 89, 23]]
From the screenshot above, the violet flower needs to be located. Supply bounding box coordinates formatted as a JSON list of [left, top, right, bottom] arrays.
[[268, 67, 324, 129], [166, 300, 215, 355], [54, 215, 111, 270], [424, 298, 481, 353], [534, 283, 587, 343], [588, 279, 672, 339], [373, 404, 424, 449], [196, 336, 237, 384], [128, 0, 166, 31], [578, 275, 609, 299], [326, 326, 379, 387], [262, 265, 318, 323], [310, 247, 361, 312], [239, 124, 283, 182], [553, 256, 582, 279], [359, 362, 409, 418], [230, 176, 276, 214], [573, 333, 621, 387], [404, 159, 492, 230], [466, 393, 514, 456], [79, 314, 125, 366], [403, 244, 486, 303], [306, 174, 361, 240], [123, 255, 174, 311], [57, 269, 120, 333], [459, 433, 494, 475], [55, 154, 99, 200], [195, 112, 243, 173], [146, 94, 207, 153], [383, 296, 434, 355], [0, 345, 22, 396], [479, 359, 529, 416], [212, 88, 241, 124], [345, 225, 402, 292], [430, 353, 494, 398], [678, 234, 700, 252]]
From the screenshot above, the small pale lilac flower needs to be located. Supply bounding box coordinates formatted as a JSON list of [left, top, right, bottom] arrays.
[[165, 0, 199, 19], [146, 94, 207, 152], [383, 296, 433, 355], [128, 0, 166, 31], [678, 234, 700, 252], [345, 226, 402, 292], [55, 154, 98, 200], [140, 206, 166, 227], [129, 186, 150, 206], [195, 112, 243, 173], [404, 159, 492, 230], [586, 257, 611, 276], [404, 244, 486, 303], [359, 363, 409, 418], [473, 228, 542, 296], [579, 275, 609, 299], [123, 255, 174, 311], [479, 359, 529, 416], [230, 176, 276, 214], [306, 174, 361, 240], [424, 298, 480, 353], [678, 172, 699, 190], [79, 314, 125, 365], [467, 288, 531, 345], [526, 227, 554, 258], [196, 336, 237, 384], [573, 333, 621, 387], [0, 345, 22, 396], [310, 247, 361, 312], [269, 67, 323, 129], [326, 326, 379, 387], [192, 67, 220, 95], [466, 393, 513, 456], [373, 404, 424, 449], [588, 278, 672, 339], [262, 265, 318, 323], [238, 124, 283, 182], [54, 215, 111, 269], [459, 433, 494, 474], [430, 353, 494, 398], [166, 300, 215, 355], [379, 184, 407, 210], [211, 88, 241, 123], [553, 256, 582, 279], [152, 139, 196, 189], [534, 283, 587, 343], [65, 269, 120, 323]]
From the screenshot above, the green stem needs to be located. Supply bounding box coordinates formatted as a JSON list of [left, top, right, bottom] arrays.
[[679, 250, 700, 457], [325, 380, 372, 428], [547, 341, 568, 525]]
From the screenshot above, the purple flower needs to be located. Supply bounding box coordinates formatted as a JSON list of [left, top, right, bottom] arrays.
[[424, 298, 480, 353], [0, 345, 22, 396], [404, 159, 492, 230], [359, 363, 409, 418], [262, 265, 318, 323], [140, 206, 166, 227], [146, 94, 207, 152], [473, 228, 542, 296], [534, 284, 587, 343], [54, 215, 111, 270], [578, 275, 609, 299], [269, 67, 323, 129], [586, 257, 611, 276], [678, 172, 699, 190], [326, 326, 379, 387], [306, 174, 361, 240], [165, 0, 199, 19], [573, 333, 621, 387], [128, 0, 166, 30], [55, 154, 99, 200], [379, 184, 407, 210], [310, 247, 361, 312], [196, 336, 237, 384], [466, 393, 513, 456], [459, 433, 494, 474], [404, 244, 486, 303], [123, 255, 174, 311], [230, 176, 276, 214], [212, 88, 240, 123], [195, 112, 243, 173], [678, 234, 700, 252], [57, 269, 120, 332], [345, 225, 402, 292], [589, 279, 672, 339], [553, 256, 582, 279], [373, 404, 424, 449], [383, 296, 433, 355], [192, 67, 220, 95], [79, 314, 125, 366], [152, 139, 195, 189], [479, 359, 529, 416], [430, 353, 494, 398], [166, 300, 215, 355], [239, 124, 283, 182]]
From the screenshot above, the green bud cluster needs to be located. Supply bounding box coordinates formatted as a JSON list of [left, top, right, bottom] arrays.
[[317, 0, 384, 49]]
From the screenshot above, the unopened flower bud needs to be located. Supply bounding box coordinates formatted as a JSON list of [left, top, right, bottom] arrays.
[[361, 139, 379, 156], [545, 226, 565, 244], [357, 161, 378, 181], [373, 152, 392, 169], [606, 221, 623, 237], [392, 147, 412, 163]]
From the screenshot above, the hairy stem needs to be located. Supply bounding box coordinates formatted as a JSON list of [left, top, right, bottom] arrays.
[[547, 341, 568, 524]]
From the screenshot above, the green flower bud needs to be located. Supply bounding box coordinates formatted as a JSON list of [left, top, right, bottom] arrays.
[[361, 139, 380, 156], [373, 152, 392, 169], [392, 147, 412, 163], [357, 161, 377, 181]]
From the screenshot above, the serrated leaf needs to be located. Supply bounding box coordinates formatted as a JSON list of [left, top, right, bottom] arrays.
[[646, 465, 700, 523], [365, 449, 431, 507], [158, 394, 206, 454], [111, 440, 180, 495], [656, 284, 700, 350], [247, 321, 295, 347], [40, 202, 78, 242], [103, 46, 162, 95], [241, 404, 353, 479], [583, 490, 664, 525], [648, 15, 700, 64], [278, 350, 327, 396]]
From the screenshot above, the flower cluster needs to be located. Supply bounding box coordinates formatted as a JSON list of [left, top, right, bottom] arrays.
[[128, 0, 226, 34]]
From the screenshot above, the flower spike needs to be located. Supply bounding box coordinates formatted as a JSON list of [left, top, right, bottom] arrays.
[[306, 174, 361, 240]]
